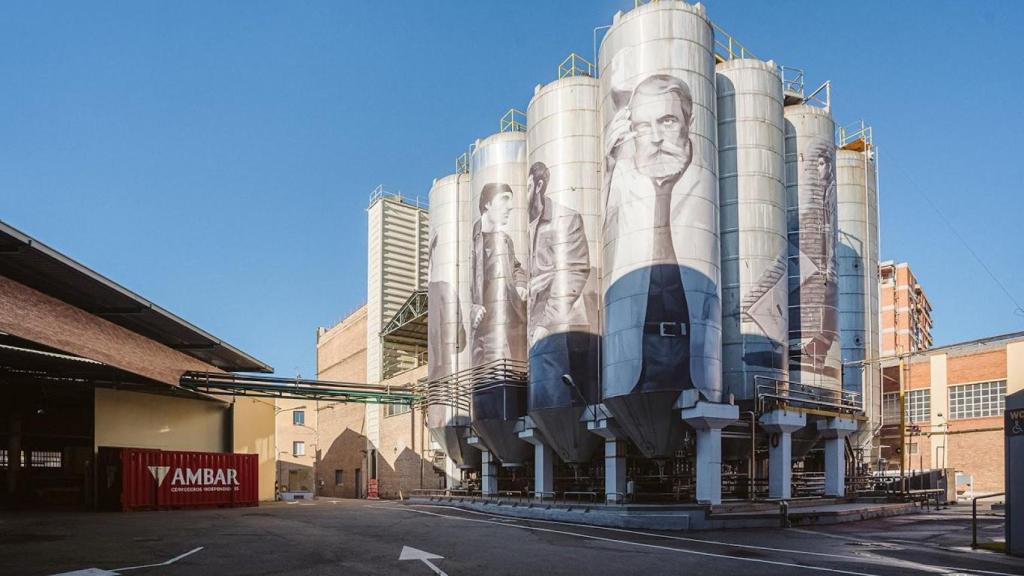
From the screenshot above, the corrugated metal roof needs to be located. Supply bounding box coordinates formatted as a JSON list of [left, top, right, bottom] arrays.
[[0, 220, 272, 373]]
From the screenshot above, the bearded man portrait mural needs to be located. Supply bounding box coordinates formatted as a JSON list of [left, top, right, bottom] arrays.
[[602, 73, 722, 457]]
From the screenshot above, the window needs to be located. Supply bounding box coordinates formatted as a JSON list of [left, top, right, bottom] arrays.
[[30, 451, 62, 468], [906, 389, 930, 423], [335, 469, 344, 485], [385, 403, 411, 417], [882, 390, 929, 424], [907, 443, 919, 455], [293, 410, 305, 426], [882, 393, 900, 425], [0, 450, 27, 468], [949, 380, 1006, 420], [293, 441, 305, 457]]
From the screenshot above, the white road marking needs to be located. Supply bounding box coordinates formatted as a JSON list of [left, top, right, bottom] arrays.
[[398, 506, 882, 576], [788, 529, 1019, 576], [404, 504, 1019, 576], [399, 546, 448, 576], [112, 547, 204, 572], [411, 504, 866, 560]]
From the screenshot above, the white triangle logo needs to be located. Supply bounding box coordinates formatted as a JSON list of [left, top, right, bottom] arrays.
[[148, 466, 171, 487]]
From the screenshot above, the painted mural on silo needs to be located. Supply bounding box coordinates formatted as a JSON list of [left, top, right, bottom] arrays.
[[526, 75, 602, 464], [785, 105, 840, 389], [469, 132, 531, 466], [716, 59, 789, 402], [599, 1, 722, 458], [425, 174, 478, 469]]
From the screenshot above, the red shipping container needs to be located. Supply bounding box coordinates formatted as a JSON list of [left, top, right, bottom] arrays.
[[97, 447, 259, 511]]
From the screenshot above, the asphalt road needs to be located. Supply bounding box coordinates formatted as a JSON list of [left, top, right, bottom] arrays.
[[1, 498, 1018, 576]]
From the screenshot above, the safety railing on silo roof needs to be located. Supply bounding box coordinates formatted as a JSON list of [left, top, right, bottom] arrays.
[[558, 53, 594, 79], [838, 120, 873, 151], [804, 80, 831, 111], [712, 22, 759, 63], [455, 152, 469, 175], [499, 108, 527, 133], [779, 66, 805, 98]]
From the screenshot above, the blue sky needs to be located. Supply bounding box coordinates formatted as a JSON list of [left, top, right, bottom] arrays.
[[3, 1, 1022, 378]]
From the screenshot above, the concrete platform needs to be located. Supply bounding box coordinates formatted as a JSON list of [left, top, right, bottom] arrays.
[[406, 496, 920, 531]]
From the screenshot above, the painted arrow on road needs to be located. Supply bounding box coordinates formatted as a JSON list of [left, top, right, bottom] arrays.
[[398, 546, 448, 576]]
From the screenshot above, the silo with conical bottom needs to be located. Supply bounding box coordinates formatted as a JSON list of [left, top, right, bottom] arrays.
[[426, 173, 479, 470], [526, 73, 603, 464], [469, 131, 532, 467], [784, 104, 840, 391], [599, 0, 722, 459], [716, 58, 789, 404], [837, 141, 880, 441]]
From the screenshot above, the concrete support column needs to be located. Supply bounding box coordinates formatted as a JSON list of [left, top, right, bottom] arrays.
[[534, 443, 554, 498], [681, 402, 740, 505], [759, 410, 806, 500], [480, 450, 498, 497], [518, 418, 554, 499], [817, 417, 859, 497], [605, 439, 627, 503]]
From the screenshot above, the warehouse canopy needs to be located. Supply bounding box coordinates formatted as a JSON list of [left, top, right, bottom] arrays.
[[0, 220, 272, 374]]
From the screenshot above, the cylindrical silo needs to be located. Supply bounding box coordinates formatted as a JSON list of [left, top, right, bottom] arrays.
[[469, 131, 532, 467], [836, 144, 880, 436], [599, 0, 722, 458], [426, 173, 478, 469], [716, 58, 788, 403], [866, 149, 880, 431], [784, 104, 840, 390], [526, 75, 602, 464]]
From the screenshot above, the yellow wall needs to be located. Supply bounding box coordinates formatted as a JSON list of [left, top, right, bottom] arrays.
[[95, 389, 278, 501], [1008, 341, 1024, 395], [94, 388, 227, 452], [230, 397, 277, 501]]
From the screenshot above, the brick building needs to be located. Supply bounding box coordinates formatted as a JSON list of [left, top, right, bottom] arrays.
[[0, 221, 276, 508], [276, 189, 442, 500], [880, 261, 933, 357], [879, 331, 1024, 494]]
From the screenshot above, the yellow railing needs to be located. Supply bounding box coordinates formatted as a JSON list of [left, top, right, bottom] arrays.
[[558, 52, 594, 79], [500, 108, 527, 133]]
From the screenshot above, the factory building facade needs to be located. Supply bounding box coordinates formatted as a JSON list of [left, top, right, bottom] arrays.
[[879, 332, 1024, 494]]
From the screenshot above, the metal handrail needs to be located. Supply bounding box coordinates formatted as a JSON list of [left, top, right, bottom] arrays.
[[754, 375, 862, 414], [368, 184, 427, 209], [455, 152, 469, 175], [779, 66, 805, 96], [564, 491, 598, 503], [500, 108, 526, 133], [805, 80, 831, 111], [972, 492, 1006, 548], [558, 53, 594, 79], [712, 22, 758, 62], [837, 120, 873, 149]]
